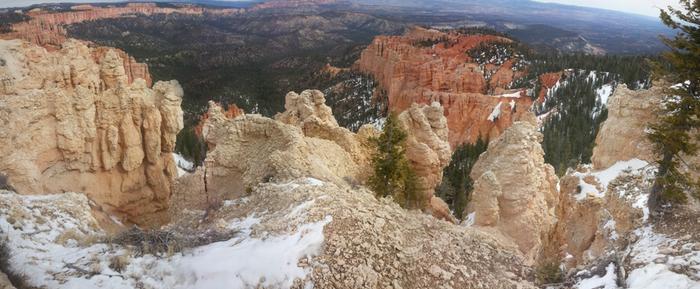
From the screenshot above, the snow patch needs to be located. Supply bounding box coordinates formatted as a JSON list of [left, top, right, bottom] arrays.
[[177, 216, 332, 289], [574, 159, 648, 201], [0, 191, 331, 289], [597, 84, 614, 106], [487, 102, 502, 122], [462, 212, 476, 227], [627, 263, 700, 289], [173, 153, 194, 177], [575, 263, 618, 289]]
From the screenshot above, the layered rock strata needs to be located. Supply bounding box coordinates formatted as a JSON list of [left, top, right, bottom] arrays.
[[356, 27, 533, 147]]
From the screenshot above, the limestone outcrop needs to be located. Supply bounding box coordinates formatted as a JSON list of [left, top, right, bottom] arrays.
[[397, 102, 453, 221], [591, 84, 663, 169], [356, 27, 533, 147], [466, 113, 559, 263], [0, 39, 183, 226]]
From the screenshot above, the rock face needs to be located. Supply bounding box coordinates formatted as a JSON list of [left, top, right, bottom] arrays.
[[356, 27, 533, 147], [174, 90, 456, 222], [0, 39, 183, 226], [172, 90, 378, 212], [549, 167, 648, 269], [466, 113, 559, 263], [591, 84, 663, 169], [0, 272, 15, 289], [397, 102, 453, 221]]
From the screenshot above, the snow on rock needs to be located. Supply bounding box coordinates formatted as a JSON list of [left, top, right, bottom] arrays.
[[575, 263, 618, 289], [627, 263, 700, 289], [622, 224, 700, 289], [596, 84, 614, 106], [573, 159, 649, 201], [492, 91, 523, 98], [487, 102, 503, 122], [176, 216, 332, 289], [0, 186, 331, 289], [173, 153, 194, 177]]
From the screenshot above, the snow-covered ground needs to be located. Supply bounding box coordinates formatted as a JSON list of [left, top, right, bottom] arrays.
[[572, 159, 649, 201], [570, 159, 700, 289], [0, 181, 332, 289]]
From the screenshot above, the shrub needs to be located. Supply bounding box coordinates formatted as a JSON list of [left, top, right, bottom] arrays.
[[108, 227, 235, 257], [0, 174, 14, 191], [536, 261, 563, 285]]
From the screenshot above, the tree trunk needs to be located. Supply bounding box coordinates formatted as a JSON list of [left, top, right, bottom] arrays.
[[648, 151, 673, 212]]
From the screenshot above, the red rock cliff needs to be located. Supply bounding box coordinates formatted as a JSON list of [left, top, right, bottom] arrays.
[[356, 27, 534, 147]]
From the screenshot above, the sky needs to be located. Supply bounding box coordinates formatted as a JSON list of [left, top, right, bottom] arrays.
[[0, 0, 683, 17], [534, 0, 681, 17]]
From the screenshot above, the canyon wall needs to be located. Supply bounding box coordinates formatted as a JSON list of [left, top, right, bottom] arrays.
[[0, 3, 242, 86], [3, 3, 241, 48], [0, 39, 183, 226], [356, 27, 533, 147]]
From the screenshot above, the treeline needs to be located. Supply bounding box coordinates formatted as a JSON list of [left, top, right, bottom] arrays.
[[0, 12, 28, 33], [521, 53, 652, 90], [435, 138, 489, 219]]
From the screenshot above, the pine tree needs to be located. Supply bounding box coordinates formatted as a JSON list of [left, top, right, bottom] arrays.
[[368, 113, 422, 209], [435, 137, 488, 219], [648, 0, 700, 210]]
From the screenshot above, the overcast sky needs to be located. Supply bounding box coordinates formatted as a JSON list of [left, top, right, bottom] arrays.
[[534, 0, 681, 17], [0, 0, 684, 17]]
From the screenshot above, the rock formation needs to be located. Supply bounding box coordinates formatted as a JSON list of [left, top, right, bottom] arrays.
[[356, 27, 533, 147], [549, 167, 648, 269], [174, 90, 456, 222], [0, 39, 183, 226], [397, 102, 453, 221], [592, 82, 700, 183], [591, 84, 663, 169], [466, 113, 559, 263], [172, 90, 378, 212]]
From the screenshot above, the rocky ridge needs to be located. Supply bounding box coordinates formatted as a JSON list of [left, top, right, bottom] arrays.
[[356, 27, 533, 147], [174, 89, 455, 221], [0, 38, 183, 226], [3, 3, 241, 50]]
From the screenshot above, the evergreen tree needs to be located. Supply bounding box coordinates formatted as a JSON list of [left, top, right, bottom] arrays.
[[648, 0, 700, 210], [436, 137, 488, 219], [368, 113, 422, 209]]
